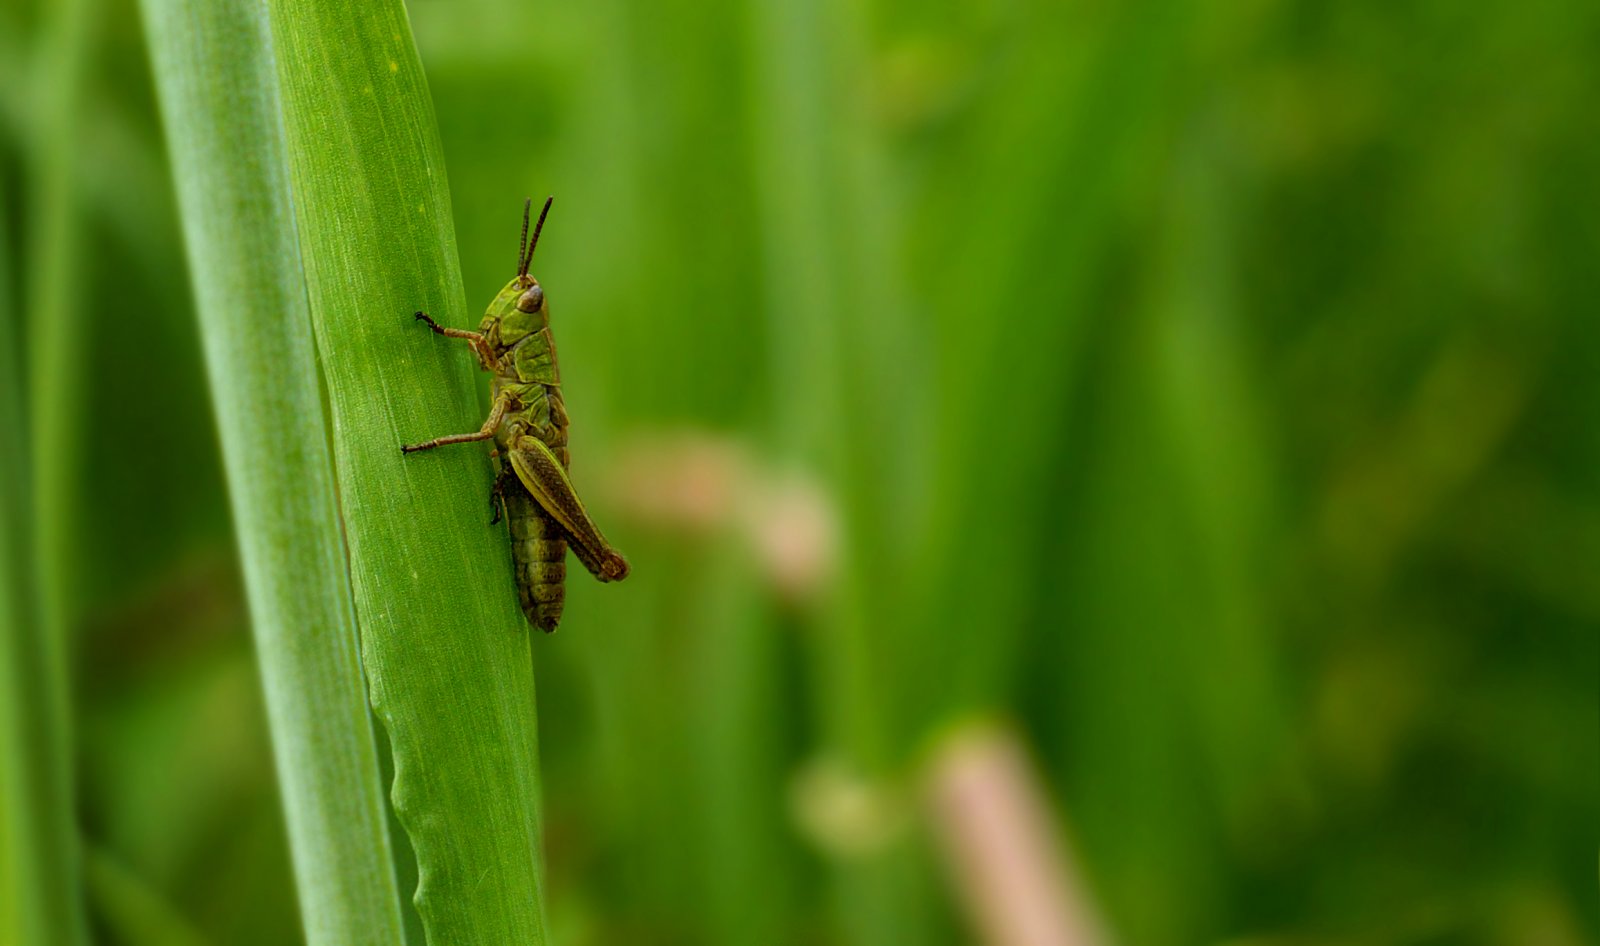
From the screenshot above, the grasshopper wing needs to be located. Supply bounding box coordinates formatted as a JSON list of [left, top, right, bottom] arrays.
[[507, 435, 630, 582]]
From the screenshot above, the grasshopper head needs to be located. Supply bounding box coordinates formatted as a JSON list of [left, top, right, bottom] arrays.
[[486, 273, 547, 345], [482, 197, 553, 347]]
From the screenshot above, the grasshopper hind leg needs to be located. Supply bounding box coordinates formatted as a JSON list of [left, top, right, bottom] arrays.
[[506, 435, 630, 583]]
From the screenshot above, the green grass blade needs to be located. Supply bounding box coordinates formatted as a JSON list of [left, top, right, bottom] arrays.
[[82, 845, 208, 946], [19, 0, 97, 941], [0, 174, 48, 946], [266, 2, 549, 941], [136, 1, 408, 943], [0, 510, 36, 946], [909, 0, 1192, 725]]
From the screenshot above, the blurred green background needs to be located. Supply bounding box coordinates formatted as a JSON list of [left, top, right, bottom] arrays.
[[1, 0, 1595, 943]]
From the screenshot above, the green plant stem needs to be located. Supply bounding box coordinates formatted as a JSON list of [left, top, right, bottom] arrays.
[[82, 845, 208, 946], [266, 1, 550, 941], [137, 1, 408, 943], [21, 0, 97, 940], [744, 0, 936, 940], [908, 0, 1192, 729], [0, 172, 45, 946]]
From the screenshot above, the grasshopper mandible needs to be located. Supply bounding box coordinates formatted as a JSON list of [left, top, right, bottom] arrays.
[[403, 197, 629, 631]]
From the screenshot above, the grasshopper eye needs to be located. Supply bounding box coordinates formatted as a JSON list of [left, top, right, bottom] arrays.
[[516, 285, 544, 313]]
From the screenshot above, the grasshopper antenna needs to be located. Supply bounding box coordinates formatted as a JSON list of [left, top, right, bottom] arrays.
[[516, 197, 532, 276], [520, 196, 553, 277]]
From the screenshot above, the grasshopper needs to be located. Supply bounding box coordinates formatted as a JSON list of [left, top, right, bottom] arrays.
[[403, 197, 629, 631]]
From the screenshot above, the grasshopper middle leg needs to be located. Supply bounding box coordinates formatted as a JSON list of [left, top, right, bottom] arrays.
[[401, 393, 510, 454]]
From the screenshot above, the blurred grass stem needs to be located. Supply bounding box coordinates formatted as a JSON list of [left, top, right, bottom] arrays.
[[0, 173, 52, 946], [16, 0, 98, 941], [926, 722, 1110, 946]]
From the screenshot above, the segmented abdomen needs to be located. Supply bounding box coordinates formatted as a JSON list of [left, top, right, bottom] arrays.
[[506, 482, 566, 632], [498, 381, 575, 631]]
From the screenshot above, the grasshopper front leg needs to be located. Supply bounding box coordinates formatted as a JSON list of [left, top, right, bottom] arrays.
[[401, 392, 510, 454], [414, 310, 496, 369]]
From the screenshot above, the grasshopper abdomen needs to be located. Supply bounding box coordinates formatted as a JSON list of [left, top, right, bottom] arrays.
[[505, 483, 567, 631]]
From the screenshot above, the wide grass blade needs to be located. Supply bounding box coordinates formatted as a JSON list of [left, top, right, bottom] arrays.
[[267, 1, 550, 941], [137, 0, 408, 942]]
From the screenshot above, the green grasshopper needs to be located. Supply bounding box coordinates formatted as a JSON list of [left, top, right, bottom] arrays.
[[403, 197, 629, 631]]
